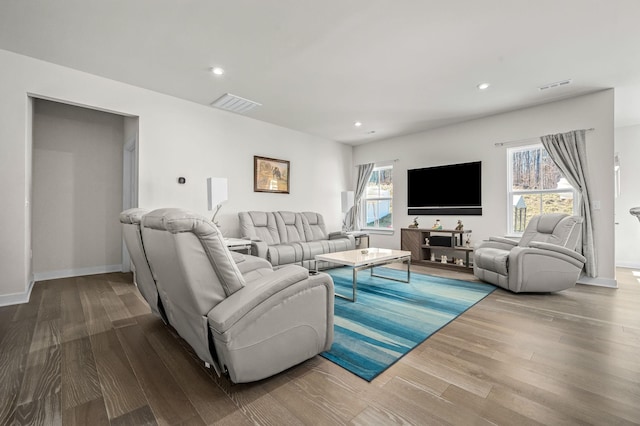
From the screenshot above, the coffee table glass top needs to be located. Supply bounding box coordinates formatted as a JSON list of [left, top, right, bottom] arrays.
[[315, 248, 411, 302], [315, 248, 411, 267]]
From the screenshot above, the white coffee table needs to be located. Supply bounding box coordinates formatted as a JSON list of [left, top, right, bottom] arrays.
[[315, 248, 411, 302]]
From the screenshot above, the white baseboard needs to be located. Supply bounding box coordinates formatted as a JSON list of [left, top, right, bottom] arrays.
[[0, 278, 36, 307], [615, 261, 640, 270], [33, 264, 122, 282], [577, 275, 618, 288]]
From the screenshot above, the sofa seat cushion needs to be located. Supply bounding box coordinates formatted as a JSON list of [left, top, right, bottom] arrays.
[[324, 238, 353, 254], [474, 247, 509, 276], [298, 240, 330, 261], [230, 252, 273, 276], [267, 244, 303, 266]]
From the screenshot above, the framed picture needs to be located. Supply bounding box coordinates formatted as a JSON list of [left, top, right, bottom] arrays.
[[254, 156, 290, 194]]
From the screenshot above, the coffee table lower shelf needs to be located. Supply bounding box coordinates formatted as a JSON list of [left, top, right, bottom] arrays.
[[314, 248, 412, 302]]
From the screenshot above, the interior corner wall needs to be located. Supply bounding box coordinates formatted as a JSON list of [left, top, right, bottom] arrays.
[[353, 90, 615, 283], [32, 99, 124, 278], [614, 124, 640, 268], [0, 48, 352, 303]]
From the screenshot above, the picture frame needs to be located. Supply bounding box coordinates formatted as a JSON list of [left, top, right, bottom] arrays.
[[254, 156, 290, 194]]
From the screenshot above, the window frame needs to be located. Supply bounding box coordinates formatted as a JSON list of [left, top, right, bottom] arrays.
[[361, 163, 394, 233], [506, 143, 579, 236]]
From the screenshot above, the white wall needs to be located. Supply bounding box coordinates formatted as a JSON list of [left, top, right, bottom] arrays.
[[32, 99, 124, 279], [614, 125, 640, 268], [0, 49, 352, 304], [354, 90, 615, 285]]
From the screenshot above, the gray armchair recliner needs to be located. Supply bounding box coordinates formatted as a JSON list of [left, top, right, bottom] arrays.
[[474, 213, 586, 293], [139, 208, 334, 383]]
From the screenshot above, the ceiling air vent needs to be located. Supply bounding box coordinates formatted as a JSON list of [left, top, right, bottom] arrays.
[[538, 79, 572, 91], [210, 93, 261, 114]]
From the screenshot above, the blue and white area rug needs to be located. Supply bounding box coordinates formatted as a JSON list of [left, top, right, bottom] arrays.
[[321, 267, 496, 381]]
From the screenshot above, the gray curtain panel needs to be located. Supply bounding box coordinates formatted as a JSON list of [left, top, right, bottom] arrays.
[[344, 163, 374, 231], [540, 129, 597, 277]]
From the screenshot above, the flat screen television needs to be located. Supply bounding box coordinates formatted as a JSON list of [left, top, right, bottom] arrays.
[[407, 161, 482, 215]]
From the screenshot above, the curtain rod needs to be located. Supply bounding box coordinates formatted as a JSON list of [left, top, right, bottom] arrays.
[[494, 128, 595, 147]]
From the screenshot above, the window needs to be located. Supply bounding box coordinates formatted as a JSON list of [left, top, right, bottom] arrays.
[[508, 144, 578, 234], [362, 164, 393, 230]]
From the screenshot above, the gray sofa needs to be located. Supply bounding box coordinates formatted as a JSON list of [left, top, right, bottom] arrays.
[[121, 208, 334, 383], [239, 211, 356, 269]]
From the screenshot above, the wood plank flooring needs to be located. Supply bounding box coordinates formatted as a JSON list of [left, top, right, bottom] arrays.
[[1, 267, 639, 425]]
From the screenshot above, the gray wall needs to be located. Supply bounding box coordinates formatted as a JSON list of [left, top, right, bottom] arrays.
[[32, 99, 124, 279], [353, 90, 616, 286], [0, 48, 353, 303]]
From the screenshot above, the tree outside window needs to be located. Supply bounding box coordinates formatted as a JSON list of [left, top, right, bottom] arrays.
[[363, 165, 393, 229], [508, 145, 577, 234]]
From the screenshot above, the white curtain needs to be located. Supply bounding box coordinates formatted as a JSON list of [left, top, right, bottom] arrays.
[[540, 129, 597, 277], [344, 163, 374, 232]]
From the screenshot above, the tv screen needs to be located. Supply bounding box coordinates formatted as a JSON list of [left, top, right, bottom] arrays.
[[408, 161, 481, 211]]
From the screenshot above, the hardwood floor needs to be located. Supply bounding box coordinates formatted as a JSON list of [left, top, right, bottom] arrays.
[[1, 267, 639, 425]]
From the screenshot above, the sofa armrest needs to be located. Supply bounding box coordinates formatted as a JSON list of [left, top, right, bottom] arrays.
[[328, 232, 355, 247], [528, 241, 586, 263], [489, 236, 518, 246], [475, 238, 517, 252], [510, 246, 585, 269], [207, 265, 332, 333], [328, 231, 347, 239], [233, 254, 272, 275], [249, 239, 268, 258]]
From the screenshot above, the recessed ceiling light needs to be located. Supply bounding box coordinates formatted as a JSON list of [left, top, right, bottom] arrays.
[[477, 83, 490, 90], [211, 67, 225, 76], [354, 121, 362, 127]]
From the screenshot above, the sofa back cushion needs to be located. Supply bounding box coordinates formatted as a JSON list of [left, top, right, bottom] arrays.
[[519, 213, 583, 249], [275, 211, 306, 243], [239, 211, 280, 244], [143, 209, 245, 307], [119, 208, 163, 319], [301, 212, 328, 241]]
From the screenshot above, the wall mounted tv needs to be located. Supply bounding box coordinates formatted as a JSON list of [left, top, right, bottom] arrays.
[[407, 161, 482, 215]]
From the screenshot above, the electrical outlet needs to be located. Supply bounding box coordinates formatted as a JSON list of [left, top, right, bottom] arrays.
[[592, 200, 601, 210]]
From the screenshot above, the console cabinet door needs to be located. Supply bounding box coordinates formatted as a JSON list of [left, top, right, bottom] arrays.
[[400, 229, 422, 261]]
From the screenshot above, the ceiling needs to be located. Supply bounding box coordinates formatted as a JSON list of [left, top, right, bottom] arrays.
[[1, 0, 640, 145]]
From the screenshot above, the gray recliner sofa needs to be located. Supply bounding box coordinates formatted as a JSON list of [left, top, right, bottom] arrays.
[[239, 211, 356, 268], [474, 213, 586, 293], [139, 208, 334, 383], [120, 208, 271, 323]]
